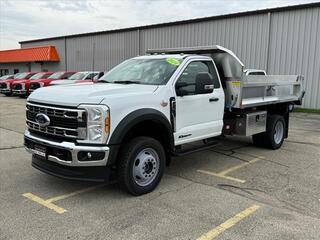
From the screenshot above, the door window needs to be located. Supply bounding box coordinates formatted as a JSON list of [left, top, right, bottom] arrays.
[[176, 61, 220, 95]]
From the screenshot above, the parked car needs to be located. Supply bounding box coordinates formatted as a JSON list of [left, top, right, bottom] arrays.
[[0, 72, 36, 96], [24, 45, 305, 196], [49, 71, 103, 85], [29, 71, 76, 93], [0, 74, 14, 81], [74, 71, 105, 84], [12, 72, 53, 97]]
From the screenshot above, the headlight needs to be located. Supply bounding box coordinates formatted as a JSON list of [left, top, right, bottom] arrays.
[[77, 104, 110, 144]]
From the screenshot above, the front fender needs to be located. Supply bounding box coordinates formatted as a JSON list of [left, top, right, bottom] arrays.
[[108, 108, 174, 147]]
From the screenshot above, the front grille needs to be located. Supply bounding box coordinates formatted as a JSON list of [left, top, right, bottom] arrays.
[[0, 83, 7, 89], [30, 83, 40, 90], [13, 84, 22, 90], [26, 103, 87, 140]]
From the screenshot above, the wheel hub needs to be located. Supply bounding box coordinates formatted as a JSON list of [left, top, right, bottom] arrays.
[[133, 148, 159, 186], [274, 121, 284, 144]]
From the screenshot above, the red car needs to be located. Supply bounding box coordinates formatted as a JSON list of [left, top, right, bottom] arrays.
[[12, 72, 53, 96], [0, 72, 36, 96], [29, 71, 76, 92]]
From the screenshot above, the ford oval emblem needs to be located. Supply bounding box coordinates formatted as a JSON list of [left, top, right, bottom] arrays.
[[35, 113, 50, 127]]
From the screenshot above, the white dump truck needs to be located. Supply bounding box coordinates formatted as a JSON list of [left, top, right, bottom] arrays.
[[24, 45, 305, 195]]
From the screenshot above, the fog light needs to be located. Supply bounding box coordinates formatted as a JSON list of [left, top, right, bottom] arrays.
[[78, 151, 105, 161]]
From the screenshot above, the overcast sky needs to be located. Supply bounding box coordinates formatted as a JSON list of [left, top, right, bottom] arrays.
[[0, 0, 317, 50]]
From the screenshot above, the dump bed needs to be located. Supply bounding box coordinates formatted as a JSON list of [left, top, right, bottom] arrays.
[[147, 45, 305, 109], [226, 74, 305, 109]]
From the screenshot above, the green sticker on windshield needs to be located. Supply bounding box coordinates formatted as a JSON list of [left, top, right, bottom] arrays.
[[166, 58, 180, 66]]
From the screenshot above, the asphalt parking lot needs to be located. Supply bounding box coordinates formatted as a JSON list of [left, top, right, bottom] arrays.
[[0, 95, 319, 240]]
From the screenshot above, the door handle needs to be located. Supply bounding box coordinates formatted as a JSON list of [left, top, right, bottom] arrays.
[[209, 97, 219, 102]]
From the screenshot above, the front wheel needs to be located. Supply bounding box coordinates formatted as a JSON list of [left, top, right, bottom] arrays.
[[117, 136, 166, 195]]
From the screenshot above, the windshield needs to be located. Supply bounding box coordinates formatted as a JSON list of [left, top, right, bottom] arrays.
[[29, 72, 47, 80], [14, 72, 29, 79], [68, 72, 86, 80], [98, 58, 180, 85], [0, 75, 12, 80], [48, 72, 64, 79]]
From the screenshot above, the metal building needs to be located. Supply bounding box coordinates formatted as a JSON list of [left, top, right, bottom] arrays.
[[1, 2, 319, 108]]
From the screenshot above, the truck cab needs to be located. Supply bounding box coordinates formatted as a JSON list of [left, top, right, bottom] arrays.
[[24, 45, 304, 196]]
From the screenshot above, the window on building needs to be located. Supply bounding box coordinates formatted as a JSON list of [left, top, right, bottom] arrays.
[[14, 69, 19, 74], [0, 69, 9, 76]]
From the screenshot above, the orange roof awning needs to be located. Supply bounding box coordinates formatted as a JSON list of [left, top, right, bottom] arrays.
[[0, 46, 60, 63]]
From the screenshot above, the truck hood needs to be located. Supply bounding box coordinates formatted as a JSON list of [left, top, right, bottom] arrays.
[[28, 83, 159, 107], [12, 80, 29, 85], [32, 78, 55, 83], [50, 80, 79, 85]]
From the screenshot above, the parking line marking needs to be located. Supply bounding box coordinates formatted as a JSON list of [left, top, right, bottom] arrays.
[[197, 156, 264, 183], [218, 157, 264, 176], [46, 184, 106, 203], [196, 204, 260, 240], [23, 193, 67, 214], [197, 170, 246, 183], [23, 184, 107, 214]]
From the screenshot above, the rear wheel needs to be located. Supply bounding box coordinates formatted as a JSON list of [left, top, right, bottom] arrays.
[[117, 136, 165, 195], [252, 115, 285, 150]]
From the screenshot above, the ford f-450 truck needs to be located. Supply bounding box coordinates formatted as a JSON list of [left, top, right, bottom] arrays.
[[24, 46, 305, 195]]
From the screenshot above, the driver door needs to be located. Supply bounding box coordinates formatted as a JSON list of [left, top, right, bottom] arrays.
[[174, 60, 224, 145]]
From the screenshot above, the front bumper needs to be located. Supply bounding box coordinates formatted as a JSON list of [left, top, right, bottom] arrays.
[[32, 155, 114, 182], [24, 130, 110, 167], [0, 88, 11, 93], [13, 90, 27, 95], [25, 130, 114, 181]]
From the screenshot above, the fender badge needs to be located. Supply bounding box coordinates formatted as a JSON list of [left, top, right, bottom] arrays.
[[160, 100, 168, 107]]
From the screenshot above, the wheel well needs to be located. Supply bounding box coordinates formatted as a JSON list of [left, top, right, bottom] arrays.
[[119, 120, 173, 166], [122, 120, 173, 149], [263, 103, 290, 138]]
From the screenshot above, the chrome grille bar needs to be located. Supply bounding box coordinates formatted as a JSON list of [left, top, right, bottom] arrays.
[[26, 102, 85, 120], [26, 102, 87, 139]]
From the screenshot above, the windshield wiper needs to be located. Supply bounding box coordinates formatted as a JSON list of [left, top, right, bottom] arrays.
[[98, 80, 111, 83], [114, 80, 141, 84]]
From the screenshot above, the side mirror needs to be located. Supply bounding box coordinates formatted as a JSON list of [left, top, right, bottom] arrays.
[[195, 72, 214, 94]]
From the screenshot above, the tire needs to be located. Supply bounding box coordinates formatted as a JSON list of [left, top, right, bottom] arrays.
[[117, 136, 166, 196], [252, 115, 285, 150], [252, 132, 266, 147]]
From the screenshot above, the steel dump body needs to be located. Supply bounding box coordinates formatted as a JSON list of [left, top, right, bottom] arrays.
[[147, 45, 305, 110], [227, 75, 304, 109]]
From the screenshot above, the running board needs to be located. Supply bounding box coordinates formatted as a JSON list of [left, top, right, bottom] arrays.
[[172, 140, 219, 157]]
